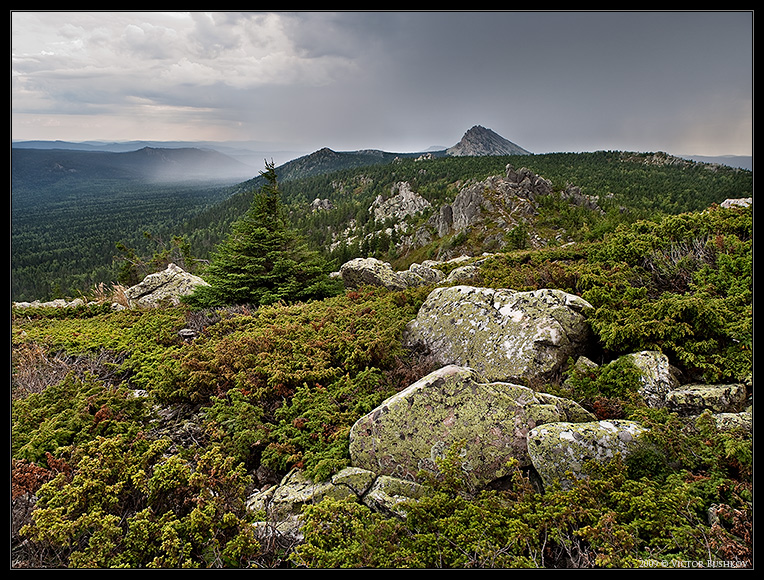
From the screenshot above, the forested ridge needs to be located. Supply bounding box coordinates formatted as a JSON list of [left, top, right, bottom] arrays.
[[11, 148, 753, 303], [11, 148, 753, 568]]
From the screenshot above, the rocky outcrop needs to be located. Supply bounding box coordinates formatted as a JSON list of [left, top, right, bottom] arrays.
[[425, 163, 602, 254], [720, 197, 752, 209], [527, 420, 649, 490], [310, 198, 334, 212], [124, 263, 209, 308], [370, 181, 432, 222], [446, 171, 544, 235], [403, 286, 594, 384], [348, 365, 595, 489]]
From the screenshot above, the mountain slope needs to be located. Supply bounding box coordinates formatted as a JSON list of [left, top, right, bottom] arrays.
[[11, 146, 256, 191], [446, 125, 531, 156], [11, 125, 529, 195]]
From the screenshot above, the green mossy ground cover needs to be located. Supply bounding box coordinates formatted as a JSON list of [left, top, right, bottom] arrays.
[[11, 205, 751, 568]]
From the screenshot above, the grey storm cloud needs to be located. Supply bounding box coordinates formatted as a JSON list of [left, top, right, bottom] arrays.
[[11, 11, 752, 156]]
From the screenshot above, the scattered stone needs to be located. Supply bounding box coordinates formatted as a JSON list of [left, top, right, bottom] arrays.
[[178, 328, 199, 341]]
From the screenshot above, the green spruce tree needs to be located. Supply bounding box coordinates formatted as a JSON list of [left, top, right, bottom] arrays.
[[185, 161, 343, 308]]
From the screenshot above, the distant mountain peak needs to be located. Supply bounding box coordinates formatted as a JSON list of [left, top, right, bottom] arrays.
[[446, 125, 531, 157]]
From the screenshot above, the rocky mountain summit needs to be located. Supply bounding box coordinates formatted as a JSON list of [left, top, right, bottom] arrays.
[[446, 125, 531, 157]]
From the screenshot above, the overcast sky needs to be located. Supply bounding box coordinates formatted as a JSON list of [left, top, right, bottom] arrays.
[[11, 11, 753, 157]]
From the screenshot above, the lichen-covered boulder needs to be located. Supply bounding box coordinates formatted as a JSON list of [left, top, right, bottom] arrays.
[[627, 351, 680, 408], [348, 365, 595, 489], [527, 420, 648, 490], [711, 411, 752, 434], [339, 257, 408, 290], [403, 286, 594, 383], [399, 262, 444, 288], [124, 263, 209, 308], [444, 264, 480, 284], [409, 262, 445, 284], [246, 469, 358, 523], [666, 383, 748, 415], [363, 475, 428, 517], [246, 467, 426, 542]]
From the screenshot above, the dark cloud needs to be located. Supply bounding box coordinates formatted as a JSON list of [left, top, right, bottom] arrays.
[[12, 11, 752, 156]]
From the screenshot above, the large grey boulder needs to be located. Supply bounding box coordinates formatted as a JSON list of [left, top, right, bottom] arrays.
[[403, 286, 594, 384], [339, 257, 446, 291], [124, 263, 209, 308], [339, 257, 408, 291], [527, 420, 649, 490], [348, 365, 595, 489]]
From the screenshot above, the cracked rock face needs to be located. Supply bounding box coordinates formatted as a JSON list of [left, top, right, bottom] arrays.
[[348, 365, 594, 489], [403, 286, 594, 384]]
